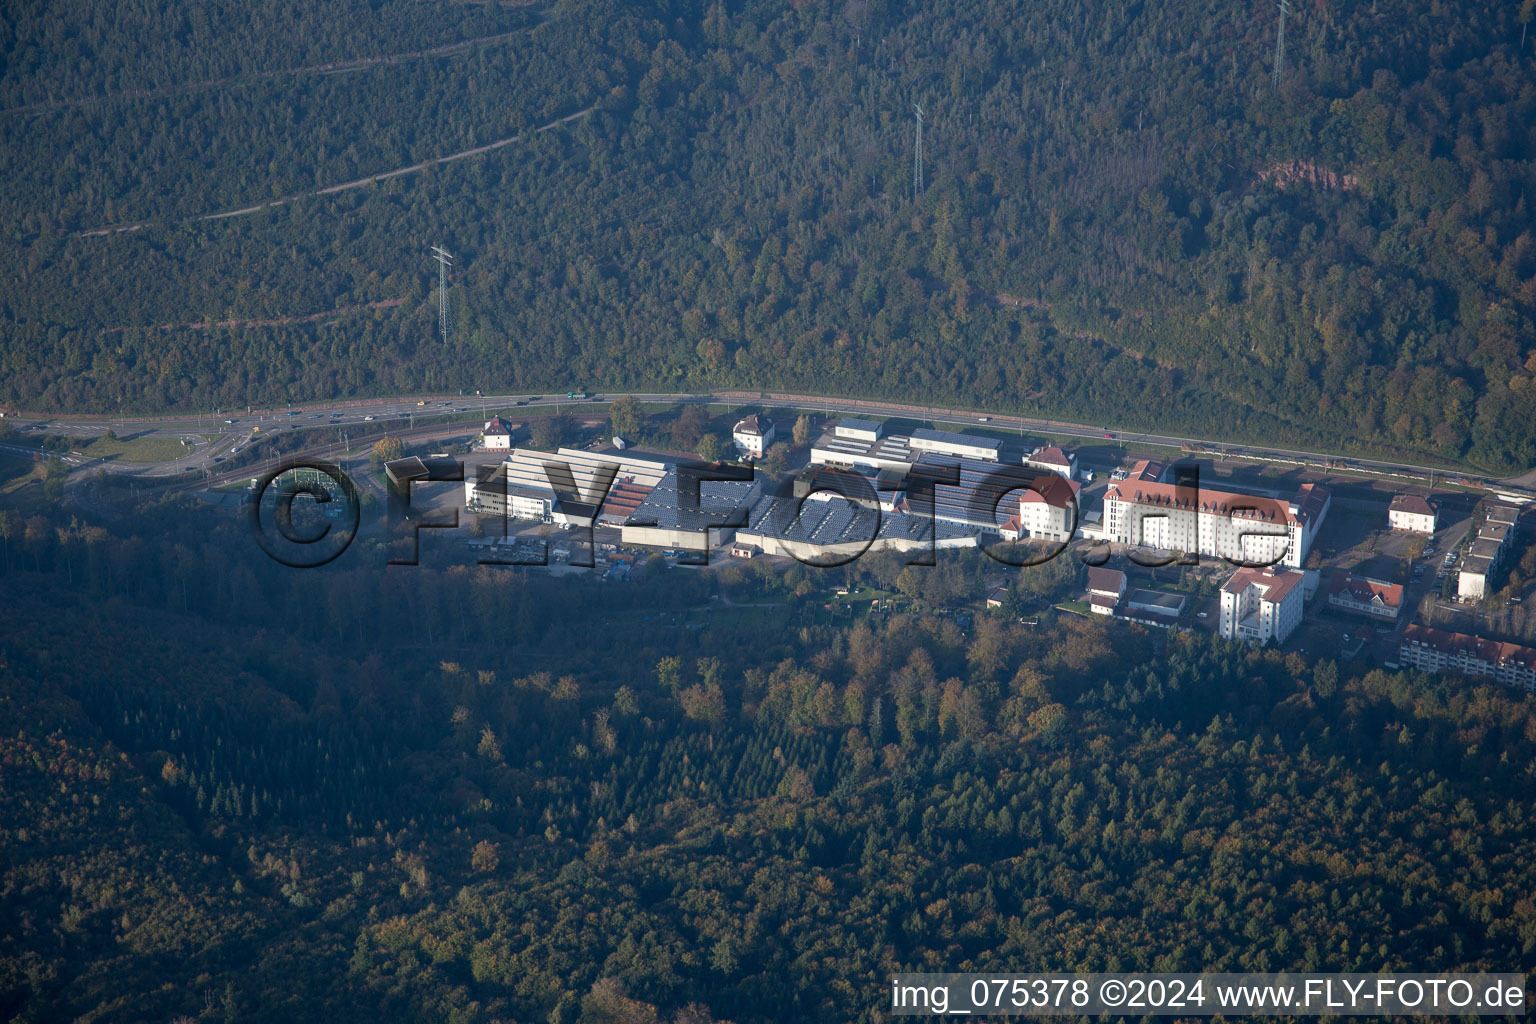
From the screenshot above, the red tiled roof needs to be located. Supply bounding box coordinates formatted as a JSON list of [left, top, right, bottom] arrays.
[[1104, 480, 1327, 528], [1029, 446, 1072, 467], [1222, 566, 1304, 603], [1020, 474, 1080, 509], [1389, 494, 1436, 517], [484, 416, 514, 435], [1089, 593, 1119, 610], [1327, 572, 1402, 608], [1107, 480, 1294, 522], [1292, 483, 1331, 527], [1403, 624, 1536, 671]]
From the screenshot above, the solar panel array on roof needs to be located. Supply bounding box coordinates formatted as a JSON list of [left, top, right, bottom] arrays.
[[623, 469, 758, 532], [745, 495, 971, 547], [913, 455, 1046, 529]]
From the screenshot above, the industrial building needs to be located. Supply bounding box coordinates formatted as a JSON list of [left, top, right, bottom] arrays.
[[618, 467, 761, 553], [465, 447, 670, 526], [809, 428, 919, 473], [908, 427, 1003, 462], [832, 418, 883, 442], [734, 493, 974, 561]]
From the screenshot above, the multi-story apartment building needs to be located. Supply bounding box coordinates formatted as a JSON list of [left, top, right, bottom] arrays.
[[1218, 566, 1306, 645], [1399, 625, 1536, 691], [1103, 461, 1329, 569]]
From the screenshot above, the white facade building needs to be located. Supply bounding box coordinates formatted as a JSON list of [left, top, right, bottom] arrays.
[[1015, 473, 1080, 542], [1086, 567, 1126, 615], [1218, 566, 1305, 645], [1387, 494, 1438, 534], [731, 414, 775, 459], [908, 428, 1002, 462], [1023, 445, 1077, 482], [482, 416, 515, 450], [1399, 625, 1536, 691], [1103, 470, 1329, 569], [833, 418, 883, 442]]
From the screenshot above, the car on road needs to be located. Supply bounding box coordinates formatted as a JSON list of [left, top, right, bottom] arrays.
[[330, 413, 341, 419], [288, 411, 300, 416], [213, 456, 225, 463], [397, 413, 409, 418], [364, 415, 376, 421], [308, 414, 322, 418]]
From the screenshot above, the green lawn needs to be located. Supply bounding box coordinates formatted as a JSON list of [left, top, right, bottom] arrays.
[[80, 433, 196, 463], [0, 452, 55, 515]]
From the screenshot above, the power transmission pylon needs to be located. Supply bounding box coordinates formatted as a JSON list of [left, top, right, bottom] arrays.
[[431, 246, 453, 344], [1273, 0, 1290, 90], [912, 103, 925, 200]]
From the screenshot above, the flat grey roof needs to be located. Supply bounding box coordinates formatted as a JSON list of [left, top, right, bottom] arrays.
[[1469, 539, 1504, 560], [835, 417, 882, 434], [911, 427, 1002, 451], [1126, 589, 1186, 613]]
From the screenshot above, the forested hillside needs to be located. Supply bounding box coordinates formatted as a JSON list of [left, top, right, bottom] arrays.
[[1, 0, 1534, 471], [2, 494, 1536, 1020]]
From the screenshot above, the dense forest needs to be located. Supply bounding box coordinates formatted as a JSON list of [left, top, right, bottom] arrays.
[[1, 0, 1534, 470], [2, 483, 1535, 1021]]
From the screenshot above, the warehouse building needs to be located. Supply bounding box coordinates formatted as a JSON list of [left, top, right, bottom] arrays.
[[734, 493, 974, 561], [810, 429, 919, 474], [618, 467, 760, 553], [466, 447, 670, 526], [832, 418, 884, 442], [908, 427, 1003, 462]]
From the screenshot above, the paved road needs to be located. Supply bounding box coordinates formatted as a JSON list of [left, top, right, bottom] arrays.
[[5, 389, 1534, 502]]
